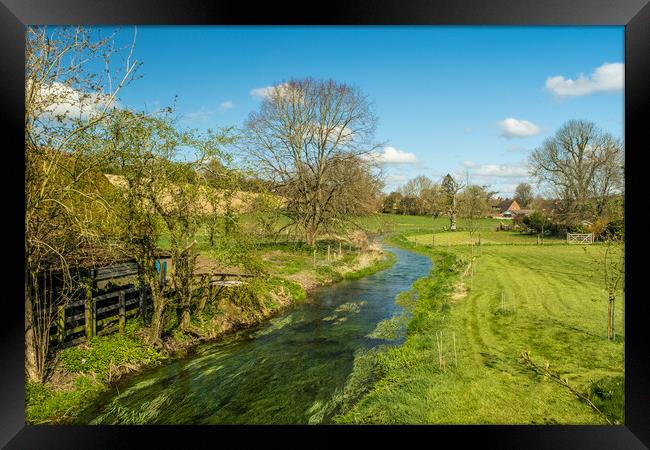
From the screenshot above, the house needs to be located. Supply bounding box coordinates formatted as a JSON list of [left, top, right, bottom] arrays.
[[491, 199, 521, 218]]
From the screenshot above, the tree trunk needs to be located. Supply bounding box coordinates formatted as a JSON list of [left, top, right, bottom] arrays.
[[607, 293, 615, 340], [197, 283, 211, 316], [148, 286, 166, 345], [25, 282, 41, 383], [305, 226, 317, 247], [180, 296, 191, 330]]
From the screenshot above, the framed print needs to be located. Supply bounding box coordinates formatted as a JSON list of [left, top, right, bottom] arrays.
[[1, 0, 648, 447]]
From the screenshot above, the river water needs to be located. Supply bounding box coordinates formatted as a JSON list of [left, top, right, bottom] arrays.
[[76, 245, 432, 424]]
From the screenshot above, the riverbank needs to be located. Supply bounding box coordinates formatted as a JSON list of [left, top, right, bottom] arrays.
[[332, 231, 625, 424], [26, 243, 396, 424]]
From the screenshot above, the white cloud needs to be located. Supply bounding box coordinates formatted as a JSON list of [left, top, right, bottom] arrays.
[[545, 62, 624, 97], [35, 82, 115, 120], [463, 127, 473, 133], [250, 83, 291, 99], [219, 100, 235, 110], [456, 161, 532, 196], [367, 146, 418, 165], [473, 163, 529, 178], [498, 118, 541, 138]]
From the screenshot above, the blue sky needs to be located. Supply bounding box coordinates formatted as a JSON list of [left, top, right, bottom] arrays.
[[105, 26, 624, 196]]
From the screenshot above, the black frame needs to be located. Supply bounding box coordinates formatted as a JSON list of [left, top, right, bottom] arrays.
[[1, 0, 648, 448]]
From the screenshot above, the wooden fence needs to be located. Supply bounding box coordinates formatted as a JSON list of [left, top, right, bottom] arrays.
[[48, 261, 254, 349], [567, 233, 594, 244], [48, 261, 149, 348]]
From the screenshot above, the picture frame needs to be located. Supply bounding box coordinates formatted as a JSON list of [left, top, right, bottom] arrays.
[[1, 0, 647, 447]]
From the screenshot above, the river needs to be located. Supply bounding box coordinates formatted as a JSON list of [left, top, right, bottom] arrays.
[[76, 245, 432, 424]]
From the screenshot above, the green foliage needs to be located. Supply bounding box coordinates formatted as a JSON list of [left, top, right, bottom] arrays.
[[588, 375, 624, 424], [57, 333, 166, 382], [603, 219, 624, 240], [523, 211, 551, 233], [26, 375, 106, 424]]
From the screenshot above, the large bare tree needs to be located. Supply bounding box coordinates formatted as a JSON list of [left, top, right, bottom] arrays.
[[529, 120, 623, 225], [25, 26, 139, 382], [243, 78, 380, 246]]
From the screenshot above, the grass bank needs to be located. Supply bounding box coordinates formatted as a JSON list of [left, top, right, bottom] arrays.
[[27, 241, 396, 424], [334, 231, 624, 424]]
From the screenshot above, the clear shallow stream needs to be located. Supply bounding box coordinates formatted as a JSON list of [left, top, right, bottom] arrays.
[[76, 245, 431, 424]]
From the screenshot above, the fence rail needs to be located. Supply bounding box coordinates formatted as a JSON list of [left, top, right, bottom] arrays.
[[49, 284, 150, 349], [48, 269, 254, 349], [567, 233, 594, 244]]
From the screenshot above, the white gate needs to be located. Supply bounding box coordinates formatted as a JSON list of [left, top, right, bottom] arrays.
[[567, 233, 594, 244]]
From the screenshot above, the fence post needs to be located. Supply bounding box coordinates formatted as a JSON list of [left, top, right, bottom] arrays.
[[119, 290, 126, 333], [57, 304, 66, 345], [92, 296, 97, 337], [85, 286, 93, 340], [139, 284, 146, 320]]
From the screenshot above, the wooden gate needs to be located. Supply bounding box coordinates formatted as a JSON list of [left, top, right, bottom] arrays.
[[567, 233, 594, 244]]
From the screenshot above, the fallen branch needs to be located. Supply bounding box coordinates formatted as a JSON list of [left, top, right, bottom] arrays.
[[519, 350, 612, 424]]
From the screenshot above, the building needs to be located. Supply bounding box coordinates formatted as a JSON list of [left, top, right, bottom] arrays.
[[491, 199, 521, 218]]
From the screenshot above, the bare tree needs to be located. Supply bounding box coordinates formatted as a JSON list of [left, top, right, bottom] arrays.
[[602, 237, 624, 340], [441, 174, 464, 231], [529, 120, 623, 225], [459, 185, 494, 236], [243, 77, 380, 246], [398, 175, 435, 215], [25, 26, 139, 382], [514, 183, 534, 208]]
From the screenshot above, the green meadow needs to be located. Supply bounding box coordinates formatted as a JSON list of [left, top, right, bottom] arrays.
[[335, 221, 624, 424]]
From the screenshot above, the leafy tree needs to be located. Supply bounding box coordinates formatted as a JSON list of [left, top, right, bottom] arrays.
[[24, 26, 139, 382], [523, 211, 550, 233], [106, 108, 234, 341]]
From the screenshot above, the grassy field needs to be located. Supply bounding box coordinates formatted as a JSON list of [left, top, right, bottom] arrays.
[[409, 230, 565, 246], [353, 213, 502, 234], [335, 228, 625, 424]]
